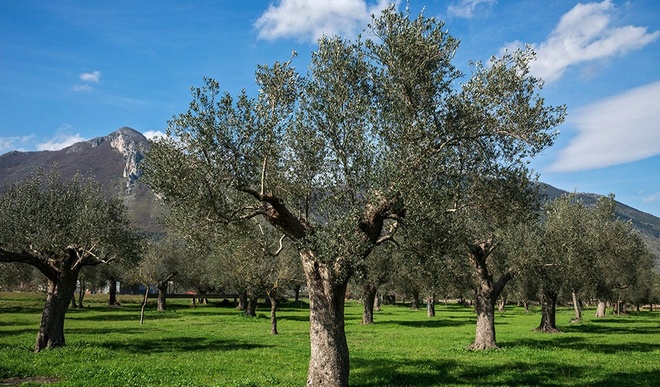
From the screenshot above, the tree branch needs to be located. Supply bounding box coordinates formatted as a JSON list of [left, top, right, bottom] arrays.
[[0, 248, 58, 281]]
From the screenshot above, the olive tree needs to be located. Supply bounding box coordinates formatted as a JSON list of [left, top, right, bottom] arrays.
[[0, 169, 140, 351], [143, 6, 563, 385]]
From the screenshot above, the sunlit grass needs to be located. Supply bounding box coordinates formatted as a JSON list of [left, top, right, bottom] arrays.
[[1, 293, 658, 386]]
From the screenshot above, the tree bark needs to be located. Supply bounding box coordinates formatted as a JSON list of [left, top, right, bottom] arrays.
[[374, 292, 382, 311], [497, 296, 507, 312], [139, 284, 149, 325], [427, 294, 436, 318], [571, 290, 582, 322], [35, 268, 80, 352], [293, 284, 301, 303], [361, 284, 378, 324], [157, 283, 167, 312], [466, 240, 512, 350], [301, 251, 350, 387], [410, 289, 420, 310], [76, 280, 85, 309], [237, 290, 248, 311], [536, 290, 560, 332], [595, 300, 607, 317], [270, 297, 279, 335], [107, 277, 119, 306], [245, 295, 258, 317]]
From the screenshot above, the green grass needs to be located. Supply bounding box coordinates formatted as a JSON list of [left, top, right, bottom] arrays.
[[0, 293, 658, 386]]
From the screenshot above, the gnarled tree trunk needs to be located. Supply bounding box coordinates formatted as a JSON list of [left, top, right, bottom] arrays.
[[427, 293, 436, 318], [410, 289, 420, 310], [361, 284, 378, 324], [35, 268, 80, 352], [270, 296, 279, 335], [467, 240, 513, 350], [571, 290, 582, 322], [245, 295, 258, 317], [76, 279, 85, 309], [157, 283, 168, 311], [302, 251, 350, 387], [107, 277, 119, 306], [237, 289, 248, 311], [497, 296, 507, 312], [595, 300, 607, 317], [536, 290, 559, 332]]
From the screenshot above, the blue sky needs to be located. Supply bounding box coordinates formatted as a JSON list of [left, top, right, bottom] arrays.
[[1, 0, 659, 216]]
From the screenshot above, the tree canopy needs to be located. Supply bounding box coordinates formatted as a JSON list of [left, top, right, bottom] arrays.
[[143, 5, 565, 385]]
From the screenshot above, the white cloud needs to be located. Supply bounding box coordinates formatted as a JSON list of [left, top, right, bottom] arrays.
[[549, 81, 660, 172], [37, 132, 87, 151], [643, 193, 660, 204], [80, 71, 101, 83], [255, 0, 393, 42], [72, 84, 93, 93], [447, 0, 496, 19], [0, 135, 33, 153], [143, 130, 166, 140], [523, 0, 660, 83]]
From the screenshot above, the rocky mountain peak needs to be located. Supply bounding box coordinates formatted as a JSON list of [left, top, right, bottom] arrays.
[[87, 127, 150, 194]]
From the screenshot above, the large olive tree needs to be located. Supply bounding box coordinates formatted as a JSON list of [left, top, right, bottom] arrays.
[[143, 6, 563, 385], [0, 169, 140, 351]]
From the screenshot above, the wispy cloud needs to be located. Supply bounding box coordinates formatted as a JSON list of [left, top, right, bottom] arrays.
[[549, 81, 660, 172], [72, 84, 93, 93], [37, 131, 86, 151], [502, 0, 659, 83], [447, 0, 496, 19], [255, 0, 393, 42], [0, 135, 35, 153], [643, 193, 660, 204], [143, 130, 166, 140], [80, 70, 101, 83]]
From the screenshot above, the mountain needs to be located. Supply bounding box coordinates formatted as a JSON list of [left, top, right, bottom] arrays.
[[0, 128, 658, 263], [0, 127, 163, 234], [541, 183, 660, 265]]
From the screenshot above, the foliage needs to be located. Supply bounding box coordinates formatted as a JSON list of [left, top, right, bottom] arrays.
[[0, 168, 140, 276]]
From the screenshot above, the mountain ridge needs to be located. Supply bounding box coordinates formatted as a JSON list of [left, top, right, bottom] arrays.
[[0, 127, 161, 234], [1, 128, 658, 261]]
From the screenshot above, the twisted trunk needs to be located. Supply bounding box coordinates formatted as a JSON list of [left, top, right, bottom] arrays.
[[245, 295, 258, 317], [467, 240, 513, 350], [595, 300, 607, 317], [427, 294, 436, 318], [536, 290, 560, 332], [361, 284, 378, 324], [410, 289, 420, 310], [35, 267, 80, 352], [497, 296, 507, 312], [107, 278, 119, 306], [270, 296, 279, 335], [571, 290, 582, 322], [157, 283, 168, 312], [302, 251, 350, 387]]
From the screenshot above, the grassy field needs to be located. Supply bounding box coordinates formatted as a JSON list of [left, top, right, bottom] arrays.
[[0, 292, 658, 386]]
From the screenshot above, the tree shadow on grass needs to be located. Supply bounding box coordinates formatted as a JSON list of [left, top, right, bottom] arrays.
[[560, 320, 660, 335], [378, 318, 472, 329], [500, 336, 660, 354], [350, 357, 590, 386], [0, 306, 45, 315], [95, 336, 272, 353]]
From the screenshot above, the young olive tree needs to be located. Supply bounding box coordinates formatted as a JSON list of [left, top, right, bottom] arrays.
[[143, 6, 563, 385], [0, 169, 140, 351]]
